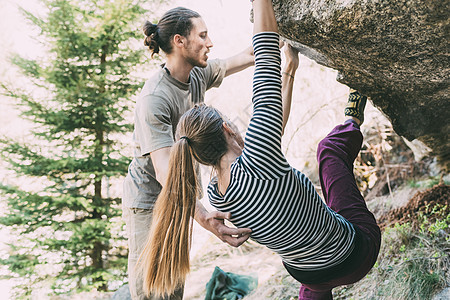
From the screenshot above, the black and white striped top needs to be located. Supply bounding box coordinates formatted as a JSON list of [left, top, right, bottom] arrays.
[[207, 32, 356, 271]]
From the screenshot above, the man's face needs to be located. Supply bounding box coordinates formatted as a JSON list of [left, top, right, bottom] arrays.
[[183, 17, 213, 68]]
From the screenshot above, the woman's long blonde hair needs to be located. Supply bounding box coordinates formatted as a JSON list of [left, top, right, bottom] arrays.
[[137, 105, 228, 297]]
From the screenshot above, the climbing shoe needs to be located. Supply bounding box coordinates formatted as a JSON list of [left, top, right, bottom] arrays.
[[344, 89, 367, 125]]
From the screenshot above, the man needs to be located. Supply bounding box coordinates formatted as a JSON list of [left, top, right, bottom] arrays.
[[122, 7, 254, 300]]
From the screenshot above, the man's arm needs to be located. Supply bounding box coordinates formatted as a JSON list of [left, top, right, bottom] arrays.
[[151, 147, 252, 247], [194, 201, 252, 247], [151, 147, 171, 185], [224, 46, 254, 77]]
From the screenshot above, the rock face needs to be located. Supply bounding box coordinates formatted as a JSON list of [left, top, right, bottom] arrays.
[[111, 284, 131, 300], [432, 287, 450, 300], [273, 0, 449, 167]]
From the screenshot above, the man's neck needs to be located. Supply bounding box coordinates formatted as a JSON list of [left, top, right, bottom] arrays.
[[165, 56, 193, 83]]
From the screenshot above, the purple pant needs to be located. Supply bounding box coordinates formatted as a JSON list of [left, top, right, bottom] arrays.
[[287, 121, 381, 300]]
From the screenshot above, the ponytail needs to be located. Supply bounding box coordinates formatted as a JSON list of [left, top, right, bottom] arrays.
[[143, 21, 160, 57], [136, 104, 227, 296], [137, 138, 200, 297]]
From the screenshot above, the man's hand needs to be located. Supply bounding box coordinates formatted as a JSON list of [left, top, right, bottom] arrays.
[[194, 201, 252, 247], [202, 211, 252, 247]]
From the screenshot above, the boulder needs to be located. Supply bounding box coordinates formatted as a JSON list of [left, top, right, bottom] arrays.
[[111, 284, 131, 300], [272, 0, 449, 168], [432, 287, 450, 300]]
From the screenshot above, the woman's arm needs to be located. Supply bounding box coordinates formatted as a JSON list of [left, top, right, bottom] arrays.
[[281, 44, 300, 136], [224, 0, 279, 77], [226, 0, 280, 78], [252, 0, 278, 34], [239, 0, 291, 179]]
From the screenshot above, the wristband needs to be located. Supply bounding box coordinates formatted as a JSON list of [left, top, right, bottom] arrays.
[[282, 72, 295, 79]]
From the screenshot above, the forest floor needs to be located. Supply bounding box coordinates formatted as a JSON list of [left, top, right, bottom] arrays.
[[377, 183, 449, 230]]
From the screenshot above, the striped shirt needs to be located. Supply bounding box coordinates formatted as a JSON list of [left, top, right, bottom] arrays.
[[207, 32, 356, 271]]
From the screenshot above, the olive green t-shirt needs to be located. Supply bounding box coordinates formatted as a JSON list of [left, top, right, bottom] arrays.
[[123, 59, 226, 209]]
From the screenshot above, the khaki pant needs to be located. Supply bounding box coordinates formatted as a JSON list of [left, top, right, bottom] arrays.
[[123, 207, 184, 300]]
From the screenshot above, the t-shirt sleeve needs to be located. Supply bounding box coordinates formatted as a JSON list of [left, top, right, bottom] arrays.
[[203, 59, 227, 90], [239, 32, 290, 179], [135, 94, 174, 156]]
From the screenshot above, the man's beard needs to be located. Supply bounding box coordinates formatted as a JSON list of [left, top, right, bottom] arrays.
[[186, 55, 207, 68]]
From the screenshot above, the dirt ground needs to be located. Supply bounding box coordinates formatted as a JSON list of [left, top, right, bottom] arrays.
[[184, 183, 449, 299], [377, 183, 450, 230], [185, 225, 292, 299]]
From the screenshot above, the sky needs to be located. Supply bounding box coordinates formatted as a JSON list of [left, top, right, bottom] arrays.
[[0, 0, 254, 63]]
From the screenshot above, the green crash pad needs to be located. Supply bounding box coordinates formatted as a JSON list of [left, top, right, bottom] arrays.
[[205, 266, 258, 300]]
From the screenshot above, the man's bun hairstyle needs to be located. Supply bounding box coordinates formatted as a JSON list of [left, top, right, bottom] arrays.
[[143, 7, 201, 57]]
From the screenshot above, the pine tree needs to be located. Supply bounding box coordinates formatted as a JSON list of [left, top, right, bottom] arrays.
[[0, 0, 161, 296]]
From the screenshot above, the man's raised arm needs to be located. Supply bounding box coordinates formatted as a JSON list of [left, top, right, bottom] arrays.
[[224, 46, 254, 77]]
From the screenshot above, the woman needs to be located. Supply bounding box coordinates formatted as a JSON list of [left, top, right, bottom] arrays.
[[139, 0, 381, 299]]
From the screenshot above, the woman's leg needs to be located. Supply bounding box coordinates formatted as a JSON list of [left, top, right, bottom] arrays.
[[299, 285, 332, 300], [316, 93, 380, 246], [317, 120, 379, 234], [297, 92, 381, 299]]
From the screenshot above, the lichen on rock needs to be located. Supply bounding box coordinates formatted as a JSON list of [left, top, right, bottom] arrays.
[[273, 0, 449, 168]]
